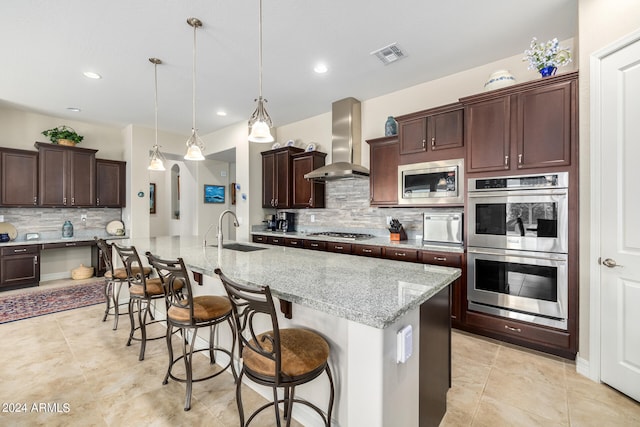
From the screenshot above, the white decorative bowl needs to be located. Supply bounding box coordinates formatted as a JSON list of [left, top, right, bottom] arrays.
[[484, 70, 516, 91]]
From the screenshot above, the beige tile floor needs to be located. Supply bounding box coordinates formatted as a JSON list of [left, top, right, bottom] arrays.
[[1, 279, 639, 426]]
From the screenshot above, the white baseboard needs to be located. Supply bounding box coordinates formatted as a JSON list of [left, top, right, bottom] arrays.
[[575, 354, 599, 382], [40, 272, 72, 282]]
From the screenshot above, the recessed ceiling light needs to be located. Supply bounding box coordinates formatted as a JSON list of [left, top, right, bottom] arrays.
[[66, 107, 81, 112], [83, 71, 102, 79], [216, 111, 227, 117], [314, 63, 328, 74]]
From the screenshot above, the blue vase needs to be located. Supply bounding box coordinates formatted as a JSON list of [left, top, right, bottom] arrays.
[[62, 220, 74, 238], [539, 66, 557, 78], [385, 116, 398, 136]]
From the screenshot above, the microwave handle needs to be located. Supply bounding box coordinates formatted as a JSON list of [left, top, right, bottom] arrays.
[[424, 215, 461, 221]]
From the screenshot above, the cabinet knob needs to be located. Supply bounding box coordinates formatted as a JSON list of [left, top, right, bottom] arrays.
[[33, 196, 37, 205], [34, 256, 38, 265], [431, 137, 435, 148], [518, 154, 523, 165], [97, 198, 100, 205], [309, 197, 312, 205], [422, 139, 426, 149], [63, 197, 67, 205], [504, 155, 509, 168], [71, 197, 75, 205]]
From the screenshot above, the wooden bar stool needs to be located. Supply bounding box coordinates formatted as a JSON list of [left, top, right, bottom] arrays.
[[114, 244, 167, 361], [147, 253, 237, 411], [216, 268, 334, 427]]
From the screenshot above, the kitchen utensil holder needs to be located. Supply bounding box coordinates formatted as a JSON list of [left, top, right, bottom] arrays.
[[390, 228, 408, 241]]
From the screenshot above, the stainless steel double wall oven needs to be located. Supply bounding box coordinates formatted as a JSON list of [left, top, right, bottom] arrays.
[[466, 172, 569, 329]]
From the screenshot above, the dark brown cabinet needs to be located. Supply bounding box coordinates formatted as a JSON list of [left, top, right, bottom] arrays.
[[383, 247, 419, 262], [261, 147, 304, 209], [420, 250, 464, 327], [462, 72, 577, 174], [367, 136, 399, 206], [0, 148, 38, 206], [304, 240, 327, 251], [396, 103, 464, 161], [352, 244, 382, 258], [96, 159, 126, 207], [0, 245, 40, 290], [327, 242, 352, 254], [291, 151, 326, 208], [284, 237, 305, 248], [35, 142, 97, 207]]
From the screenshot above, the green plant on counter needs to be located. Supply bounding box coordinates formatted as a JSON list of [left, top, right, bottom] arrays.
[[41, 125, 84, 144]]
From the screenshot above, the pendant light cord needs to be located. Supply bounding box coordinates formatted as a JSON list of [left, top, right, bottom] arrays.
[[258, 0, 263, 99], [154, 62, 159, 147], [192, 21, 197, 131]]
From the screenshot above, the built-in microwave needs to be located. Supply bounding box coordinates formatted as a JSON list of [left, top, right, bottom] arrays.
[[397, 159, 464, 205]]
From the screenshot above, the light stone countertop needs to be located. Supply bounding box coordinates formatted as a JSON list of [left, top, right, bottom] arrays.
[[114, 236, 461, 329], [0, 233, 127, 247]]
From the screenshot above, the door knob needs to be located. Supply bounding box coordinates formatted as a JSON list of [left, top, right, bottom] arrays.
[[601, 258, 623, 268]]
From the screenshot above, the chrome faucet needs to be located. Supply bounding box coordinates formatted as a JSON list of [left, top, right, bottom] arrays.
[[216, 209, 240, 249]]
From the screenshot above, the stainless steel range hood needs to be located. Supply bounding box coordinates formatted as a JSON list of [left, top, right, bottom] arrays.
[[304, 97, 369, 180]]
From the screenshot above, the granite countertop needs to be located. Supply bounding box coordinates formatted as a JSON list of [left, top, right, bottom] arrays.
[[251, 230, 465, 254], [116, 236, 461, 329], [0, 233, 128, 247]]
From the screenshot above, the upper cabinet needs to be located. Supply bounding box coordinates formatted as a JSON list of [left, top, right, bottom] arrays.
[[461, 71, 577, 174], [291, 151, 326, 208], [35, 142, 97, 207], [96, 159, 126, 207], [367, 136, 399, 206], [261, 146, 304, 209], [0, 148, 38, 207], [396, 103, 464, 164]]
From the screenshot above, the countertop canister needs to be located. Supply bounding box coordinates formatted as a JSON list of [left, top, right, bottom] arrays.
[[62, 220, 74, 238]]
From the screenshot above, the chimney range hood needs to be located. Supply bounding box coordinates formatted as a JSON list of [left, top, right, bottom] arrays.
[[304, 97, 370, 180]]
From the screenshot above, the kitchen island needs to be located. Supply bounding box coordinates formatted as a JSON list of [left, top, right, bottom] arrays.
[[115, 236, 460, 427]]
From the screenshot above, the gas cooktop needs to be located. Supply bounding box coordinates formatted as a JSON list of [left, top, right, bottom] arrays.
[[307, 231, 375, 240]]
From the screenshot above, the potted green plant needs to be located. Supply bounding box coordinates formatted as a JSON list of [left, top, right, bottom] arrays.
[[41, 125, 84, 146]]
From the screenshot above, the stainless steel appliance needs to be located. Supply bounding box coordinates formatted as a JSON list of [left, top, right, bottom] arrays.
[[276, 212, 296, 232], [467, 172, 568, 253], [423, 208, 463, 245], [467, 172, 569, 330], [397, 158, 464, 205]]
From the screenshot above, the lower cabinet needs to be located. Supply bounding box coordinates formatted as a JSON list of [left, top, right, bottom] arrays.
[[420, 250, 464, 327], [0, 245, 40, 290], [351, 243, 382, 258], [383, 247, 419, 262], [304, 240, 327, 251], [327, 242, 352, 254]]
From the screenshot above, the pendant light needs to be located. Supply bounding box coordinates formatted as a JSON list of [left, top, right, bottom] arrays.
[[184, 17, 205, 160], [148, 58, 166, 171], [248, 0, 274, 143]]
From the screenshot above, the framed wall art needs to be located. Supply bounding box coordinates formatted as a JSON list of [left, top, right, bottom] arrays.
[[150, 183, 156, 214], [204, 184, 225, 204]]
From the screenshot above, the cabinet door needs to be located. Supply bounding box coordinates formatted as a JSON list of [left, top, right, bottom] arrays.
[[428, 109, 463, 151], [274, 150, 291, 208], [465, 97, 511, 173], [368, 137, 399, 206], [516, 80, 572, 169], [420, 251, 463, 324], [96, 159, 125, 207], [399, 117, 426, 155], [0, 246, 40, 289], [292, 152, 326, 208], [38, 146, 67, 206], [0, 149, 38, 206], [262, 153, 276, 208], [69, 150, 95, 206]]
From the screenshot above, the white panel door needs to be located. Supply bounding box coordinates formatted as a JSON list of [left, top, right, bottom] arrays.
[[599, 36, 640, 402]]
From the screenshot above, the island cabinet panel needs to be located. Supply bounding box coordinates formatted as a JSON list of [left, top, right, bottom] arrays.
[[267, 235, 285, 246], [303, 240, 327, 251], [35, 142, 97, 207], [284, 237, 305, 248], [396, 103, 464, 164], [326, 242, 352, 254], [252, 235, 268, 244], [420, 250, 464, 326], [367, 136, 399, 206], [462, 71, 577, 174], [96, 159, 126, 207], [383, 247, 419, 262], [0, 245, 40, 290], [352, 243, 383, 258], [291, 151, 326, 208], [0, 148, 38, 206], [261, 146, 304, 209]]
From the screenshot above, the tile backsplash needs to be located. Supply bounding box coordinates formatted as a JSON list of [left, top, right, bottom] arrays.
[[0, 207, 122, 241]]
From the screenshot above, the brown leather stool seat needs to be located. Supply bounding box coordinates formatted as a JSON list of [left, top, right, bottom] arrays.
[[216, 268, 334, 427], [147, 253, 237, 411], [109, 266, 152, 280]]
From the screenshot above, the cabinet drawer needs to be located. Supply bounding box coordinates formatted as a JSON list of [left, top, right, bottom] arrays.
[[284, 238, 305, 248], [465, 310, 571, 350], [327, 242, 352, 254], [304, 240, 327, 251], [41, 240, 94, 250], [352, 244, 382, 258], [1, 245, 39, 256], [267, 236, 285, 246], [252, 235, 268, 244], [383, 248, 419, 262], [419, 251, 462, 267]]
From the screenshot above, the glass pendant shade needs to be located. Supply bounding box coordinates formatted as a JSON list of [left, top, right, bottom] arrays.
[[148, 146, 166, 171], [184, 129, 205, 160], [248, 96, 274, 143]]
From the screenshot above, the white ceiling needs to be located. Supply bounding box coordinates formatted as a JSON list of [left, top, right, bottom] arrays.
[[1, 0, 577, 136]]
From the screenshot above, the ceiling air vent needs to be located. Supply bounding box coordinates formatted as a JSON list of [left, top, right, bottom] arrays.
[[371, 43, 407, 65]]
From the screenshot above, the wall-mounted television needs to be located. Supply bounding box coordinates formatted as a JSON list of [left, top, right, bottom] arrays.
[[204, 184, 225, 204]]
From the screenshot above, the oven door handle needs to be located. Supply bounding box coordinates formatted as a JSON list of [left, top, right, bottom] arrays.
[[468, 190, 567, 198], [467, 247, 567, 262]]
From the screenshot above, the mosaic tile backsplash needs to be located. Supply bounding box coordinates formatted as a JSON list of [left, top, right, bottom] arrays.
[[0, 207, 122, 241]]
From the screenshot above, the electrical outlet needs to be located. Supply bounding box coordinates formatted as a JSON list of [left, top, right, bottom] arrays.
[[310, 214, 315, 223], [386, 216, 392, 225], [80, 214, 87, 221], [0, 215, 4, 222]]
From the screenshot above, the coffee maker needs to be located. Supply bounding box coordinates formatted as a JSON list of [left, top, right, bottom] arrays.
[[276, 212, 296, 232]]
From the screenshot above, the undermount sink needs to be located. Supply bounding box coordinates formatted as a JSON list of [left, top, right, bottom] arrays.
[[209, 243, 267, 252]]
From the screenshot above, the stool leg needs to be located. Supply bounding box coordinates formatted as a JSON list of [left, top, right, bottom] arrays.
[[163, 324, 174, 386], [325, 364, 335, 427], [102, 281, 112, 322], [284, 386, 294, 426], [126, 298, 136, 347], [227, 317, 238, 382], [236, 370, 246, 426], [112, 282, 123, 330], [183, 328, 197, 411], [209, 324, 217, 364], [138, 299, 149, 361], [272, 386, 282, 427]]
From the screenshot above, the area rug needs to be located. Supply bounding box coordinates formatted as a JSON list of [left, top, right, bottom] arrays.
[[0, 280, 105, 324]]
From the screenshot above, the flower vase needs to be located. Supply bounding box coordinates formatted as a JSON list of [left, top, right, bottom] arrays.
[[385, 116, 398, 136], [539, 66, 557, 78]]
